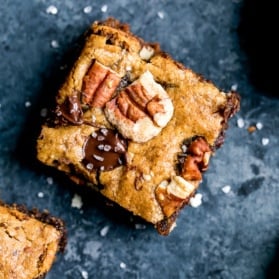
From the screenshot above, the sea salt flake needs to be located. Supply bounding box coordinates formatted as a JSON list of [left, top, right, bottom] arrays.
[[262, 137, 269, 146], [46, 5, 58, 15], [50, 40, 59, 48], [256, 122, 263, 130], [135, 223, 146, 230], [100, 225, 110, 237], [222, 185, 231, 194], [120, 262, 127, 269], [231, 84, 238, 91], [71, 194, 83, 209], [86, 163, 94, 170], [101, 5, 108, 13], [40, 108, 48, 117], [189, 193, 202, 208], [237, 118, 245, 128], [83, 6, 92, 14], [157, 11, 165, 19], [80, 270, 88, 279], [46, 177, 53, 185], [37, 192, 44, 198]]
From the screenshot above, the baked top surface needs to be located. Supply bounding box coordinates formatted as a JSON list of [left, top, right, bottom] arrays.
[[0, 203, 66, 279], [37, 18, 239, 234]]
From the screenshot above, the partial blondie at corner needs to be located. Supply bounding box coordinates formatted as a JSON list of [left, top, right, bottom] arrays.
[[37, 18, 240, 235], [0, 201, 66, 279]]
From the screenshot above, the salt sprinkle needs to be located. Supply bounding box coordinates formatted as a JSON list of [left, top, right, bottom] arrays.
[[40, 108, 48, 117], [256, 122, 263, 130], [262, 138, 269, 146], [25, 101, 31, 108], [71, 194, 83, 209], [135, 223, 146, 230], [37, 192, 44, 198], [50, 40, 59, 48], [222, 185, 231, 194], [83, 6, 92, 14], [81, 270, 88, 279], [46, 5, 58, 15], [120, 262, 127, 269], [101, 5, 108, 13], [46, 177, 53, 185], [189, 193, 202, 208], [231, 84, 238, 91], [237, 118, 245, 128], [100, 225, 110, 237], [157, 11, 165, 19]]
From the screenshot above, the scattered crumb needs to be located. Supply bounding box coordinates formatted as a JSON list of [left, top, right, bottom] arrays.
[[37, 192, 44, 198], [50, 40, 59, 48], [120, 262, 127, 269], [222, 185, 231, 194], [80, 270, 88, 279], [189, 193, 202, 208], [237, 118, 245, 128], [231, 84, 238, 91], [46, 177, 53, 185], [256, 122, 263, 130], [40, 108, 48, 117], [247, 125, 256, 133], [135, 223, 146, 230], [71, 194, 83, 209], [25, 101, 31, 108], [157, 11, 165, 19], [83, 6, 92, 14], [262, 138, 269, 146], [46, 5, 58, 15], [101, 5, 108, 13], [100, 225, 110, 237]]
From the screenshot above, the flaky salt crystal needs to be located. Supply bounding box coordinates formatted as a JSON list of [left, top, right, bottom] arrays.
[[46, 5, 58, 15]]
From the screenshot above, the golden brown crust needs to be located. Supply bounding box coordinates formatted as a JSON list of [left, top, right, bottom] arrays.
[[37, 18, 240, 234], [0, 201, 66, 278]]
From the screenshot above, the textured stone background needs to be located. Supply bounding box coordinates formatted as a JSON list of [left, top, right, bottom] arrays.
[[0, 0, 278, 278]]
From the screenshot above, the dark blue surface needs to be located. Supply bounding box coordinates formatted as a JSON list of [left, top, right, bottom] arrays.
[[0, 1, 278, 278]]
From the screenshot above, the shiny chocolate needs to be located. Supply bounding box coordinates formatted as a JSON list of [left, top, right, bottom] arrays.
[[82, 128, 127, 171]]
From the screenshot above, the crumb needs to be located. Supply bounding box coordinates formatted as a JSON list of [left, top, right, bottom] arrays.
[[37, 192, 44, 198], [261, 138, 269, 146], [40, 108, 48, 117], [100, 225, 110, 237], [120, 262, 127, 269], [157, 11, 165, 19], [189, 193, 202, 208], [71, 194, 83, 209], [256, 122, 263, 130], [221, 185, 231, 194], [83, 6, 92, 14], [50, 40, 59, 48], [80, 270, 88, 279], [46, 5, 58, 15], [237, 118, 245, 128], [247, 125, 256, 133], [25, 101, 31, 108], [101, 5, 108, 13]]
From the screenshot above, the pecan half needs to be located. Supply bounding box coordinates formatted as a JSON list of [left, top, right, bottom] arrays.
[[181, 137, 212, 181], [82, 61, 121, 108], [105, 71, 174, 142], [155, 176, 195, 217]]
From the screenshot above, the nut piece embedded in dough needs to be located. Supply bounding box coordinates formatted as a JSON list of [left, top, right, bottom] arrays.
[[105, 71, 174, 142], [82, 61, 121, 108], [139, 45, 155, 61]]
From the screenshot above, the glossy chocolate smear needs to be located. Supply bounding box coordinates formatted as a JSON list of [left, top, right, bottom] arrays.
[[56, 94, 83, 125], [82, 128, 127, 171]]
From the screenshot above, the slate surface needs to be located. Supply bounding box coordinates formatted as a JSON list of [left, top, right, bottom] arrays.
[[0, 0, 278, 278]]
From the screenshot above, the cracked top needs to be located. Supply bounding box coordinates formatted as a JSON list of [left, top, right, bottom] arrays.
[[37, 18, 240, 235], [0, 202, 66, 279]]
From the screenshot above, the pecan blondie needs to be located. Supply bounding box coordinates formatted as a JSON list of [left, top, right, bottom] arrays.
[[37, 18, 240, 235], [0, 201, 66, 278]]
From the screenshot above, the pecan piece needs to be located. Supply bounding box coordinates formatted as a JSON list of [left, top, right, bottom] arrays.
[[105, 71, 174, 142], [155, 176, 196, 217], [181, 137, 212, 181], [82, 61, 121, 108]]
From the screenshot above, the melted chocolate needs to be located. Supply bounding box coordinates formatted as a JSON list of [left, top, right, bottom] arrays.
[[56, 94, 83, 125], [82, 128, 127, 171]]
